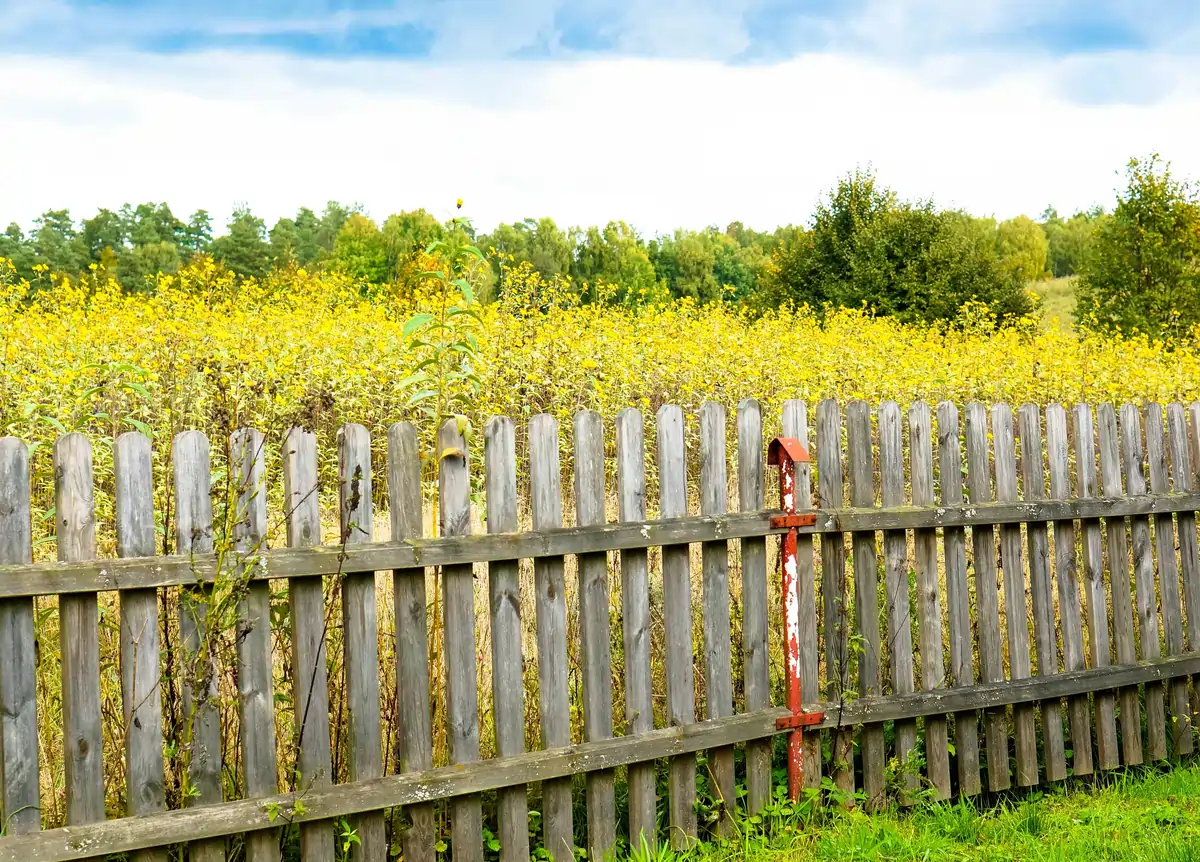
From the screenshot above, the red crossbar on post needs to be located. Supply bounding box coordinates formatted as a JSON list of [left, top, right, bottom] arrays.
[[767, 437, 824, 800]]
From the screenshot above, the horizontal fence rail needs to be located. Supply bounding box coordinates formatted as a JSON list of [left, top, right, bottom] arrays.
[[5, 398, 1200, 861]]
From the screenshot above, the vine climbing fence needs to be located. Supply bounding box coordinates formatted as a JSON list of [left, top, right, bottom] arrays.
[[3, 397, 1200, 861]]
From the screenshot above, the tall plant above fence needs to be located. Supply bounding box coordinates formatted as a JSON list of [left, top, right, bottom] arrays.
[[4, 398, 1200, 862]]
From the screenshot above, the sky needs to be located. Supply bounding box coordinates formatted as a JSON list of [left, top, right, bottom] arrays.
[[2, 1, 1200, 235]]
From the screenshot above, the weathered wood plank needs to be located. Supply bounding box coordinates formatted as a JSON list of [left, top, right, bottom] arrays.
[[1145, 404, 1192, 755], [528, 415, 573, 861], [963, 404, 1011, 791], [484, 417, 531, 862], [1172, 404, 1200, 731], [1012, 405, 1063, 783], [877, 401, 917, 803], [1046, 405, 1096, 774], [231, 429, 279, 862], [54, 433, 106, 826], [386, 423, 435, 862], [0, 706, 796, 862], [0, 437, 41, 835], [908, 403, 950, 799], [1097, 405, 1143, 765], [698, 402, 735, 834], [657, 404, 698, 846], [338, 424, 387, 862], [438, 420, 484, 862], [172, 431, 225, 862], [114, 433, 168, 862], [615, 409, 656, 851], [781, 400, 821, 791], [1121, 404, 1168, 761], [937, 403, 981, 797], [573, 410, 618, 857], [9, 497, 1200, 599], [281, 428, 335, 862], [816, 398, 854, 797], [1073, 405, 1119, 771]]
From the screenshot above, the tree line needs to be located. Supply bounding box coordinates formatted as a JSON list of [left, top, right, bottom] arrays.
[[2, 156, 1195, 337]]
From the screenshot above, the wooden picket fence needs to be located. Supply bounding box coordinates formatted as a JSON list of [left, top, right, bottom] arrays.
[[3, 398, 1200, 862]]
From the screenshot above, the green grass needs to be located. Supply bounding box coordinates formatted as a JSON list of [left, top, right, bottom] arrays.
[[666, 765, 1200, 861], [1032, 276, 1079, 330]]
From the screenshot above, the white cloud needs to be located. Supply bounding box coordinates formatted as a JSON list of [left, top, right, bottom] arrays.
[[3, 49, 1200, 236]]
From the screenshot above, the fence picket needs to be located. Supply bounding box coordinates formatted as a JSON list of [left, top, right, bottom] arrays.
[[281, 428, 335, 862], [528, 415, 573, 860], [657, 405, 698, 844], [1073, 405, 1119, 771], [386, 423, 435, 862], [114, 433, 167, 862], [231, 429, 279, 862], [816, 399, 854, 797], [1046, 405, 1096, 774], [909, 403, 951, 799], [1144, 405, 1192, 755], [698, 402, 735, 833], [484, 418, 531, 862], [963, 404, 1011, 791], [878, 402, 917, 802], [1121, 404, 1169, 760], [615, 409, 656, 850], [573, 411, 618, 857], [54, 434, 106, 827], [846, 401, 885, 808], [173, 432, 225, 862], [1170, 404, 1200, 729], [1097, 405, 1144, 764], [338, 424, 388, 861], [438, 420, 484, 862], [937, 403, 982, 796], [781, 400, 821, 791], [1011, 405, 1063, 783], [0, 437, 40, 835]]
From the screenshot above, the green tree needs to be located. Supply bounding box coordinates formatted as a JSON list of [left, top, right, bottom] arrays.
[[571, 221, 661, 304], [996, 215, 1049, 284], [183, 210, 213, 254], [1076, 155, 1200, 340], [270, 217, 299, 268], [293, 207, 321, 265], [121, 241, 181, 291], [81, 208, 129, 261], [1040, 206, 1103, 277], [210, 207, 270, 280], [332, 213, 390, 284], [0, 223, 36, 278], [32, 209, 86, 274], [381, 209, 445, 263], [315, 202, 353, 258], [483, 217, 573, 280]]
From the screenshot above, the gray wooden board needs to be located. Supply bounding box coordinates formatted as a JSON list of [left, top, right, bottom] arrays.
[[573, 410, 618, 858], [1073, 405, 1119, 771], [1121, 404, 1168, 761], [528, 415, 573, 860], [963, 404, 1011, 791], [231, 429, 279, 862], [908, 403, 951, 799], [1145, 405, 1193, 755], [1097, 405, 1144, 765], [172, 431, 225, 862], [657, 404, 698, 846], [438, 420, 484, 862], [1046, 405, 1096, 774], [937, 403, 981, 796], [616, 409, 656, 849], [782, 400, 821, 791], [281, 428, 335, 862], [816, 398, 854, 797], [54, 433, 106, 826], [11, 654, 1200, 862], [0, 437, 41, 835], [114, 433, 168, 862], [386, 423, 435, 862], [1170, 404, 1200, 731], [485, 418, 531, 862], [338, 424, 387, 862], [1010, 405, 1061, 784], [878, 401, 918, 803]]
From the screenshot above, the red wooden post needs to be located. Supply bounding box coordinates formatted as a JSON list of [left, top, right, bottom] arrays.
[[768, 437, 823, 800]]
